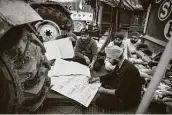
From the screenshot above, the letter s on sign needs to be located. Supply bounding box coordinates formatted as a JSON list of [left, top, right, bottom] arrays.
[[158, 0, 172, 21]]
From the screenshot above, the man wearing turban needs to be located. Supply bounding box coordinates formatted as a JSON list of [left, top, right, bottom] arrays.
[[89, 45, 142, 110]]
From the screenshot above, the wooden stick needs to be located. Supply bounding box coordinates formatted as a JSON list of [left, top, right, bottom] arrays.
[[136, 38, 172, 114]]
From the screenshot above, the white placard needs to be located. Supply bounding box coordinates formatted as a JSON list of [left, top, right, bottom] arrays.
[[44, 37, 74, 60], [71, 11, 93, 21], [51, 75, 101, 107], [48, 58, 91, 77], [44, 41, 61, 60]]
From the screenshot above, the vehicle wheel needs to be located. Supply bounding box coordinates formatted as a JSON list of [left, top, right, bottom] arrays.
[[34, 6, 73, 42], [0, 60, 18, 113], [0, 26, 24, 114], [0, 25, 49, 113]]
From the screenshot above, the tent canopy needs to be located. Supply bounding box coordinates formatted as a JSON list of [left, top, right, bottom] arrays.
[[100, 0, 143, 10]]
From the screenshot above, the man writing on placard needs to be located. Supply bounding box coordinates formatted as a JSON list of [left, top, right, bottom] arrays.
[[89, 45, 142, 110], [73, 28, 98, 70]]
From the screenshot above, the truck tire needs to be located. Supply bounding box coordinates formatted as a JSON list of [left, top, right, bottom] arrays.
[[0, 59, 18, 113], [0, 25, 24, 114], [0, 25, 50, 113], [34, 6, 73, 41]]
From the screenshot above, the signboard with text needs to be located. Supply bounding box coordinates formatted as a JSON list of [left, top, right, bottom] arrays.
[[146, 0, 172, 44], [70, 11, 93, 21]]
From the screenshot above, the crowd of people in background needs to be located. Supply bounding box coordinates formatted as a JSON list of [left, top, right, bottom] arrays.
[[70, 28, 144, 110], [56, 25, 172, 111]]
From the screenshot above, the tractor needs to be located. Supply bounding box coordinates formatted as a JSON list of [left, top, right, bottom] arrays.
[[29, 0, 74, 42], [0, 0, 51, 113], [0, 0, 74, 113]]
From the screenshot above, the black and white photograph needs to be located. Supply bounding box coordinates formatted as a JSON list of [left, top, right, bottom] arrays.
[[0, 0, 172, 114]]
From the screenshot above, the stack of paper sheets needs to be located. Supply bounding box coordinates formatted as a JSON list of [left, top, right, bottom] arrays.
[[48, 59, 101, 107], [44, 37, 74, 60], [48, 58, 91, 77], [51, 75, 101, 107], [44, 38, 101, 107]]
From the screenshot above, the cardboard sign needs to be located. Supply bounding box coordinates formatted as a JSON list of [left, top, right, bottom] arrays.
[[71, 11, 93, 21], [48, 58, 91, 77], [51, 75, 101, 107], [44, 37, 74, 60]]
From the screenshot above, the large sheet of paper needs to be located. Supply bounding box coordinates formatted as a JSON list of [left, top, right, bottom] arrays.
[[51, 75, 101, 107], [44, 37, 74, 60], [44, 41, 61, 60], [48, 58, 91, 77]]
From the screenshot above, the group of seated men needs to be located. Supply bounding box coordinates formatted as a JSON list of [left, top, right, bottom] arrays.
[[54, 25, 171, 111], [71, 28, 157, 110]]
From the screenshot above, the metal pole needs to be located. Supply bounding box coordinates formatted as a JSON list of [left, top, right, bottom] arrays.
[[136, 38, 172, 114], [98, 2, 103, 36], [115, 7, 119, 32], [117, 0, 122, 31], [143, 4, 151, 34], [96, 0, 99, 23]]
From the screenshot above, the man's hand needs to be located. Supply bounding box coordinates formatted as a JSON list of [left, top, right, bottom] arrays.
[[84, 56, 91, 65], [89, 62, 94, 70], [88, 77, 100, 83], [69, 36, 76, 42], [98, 87, 116, 95], [98, 87, 106, 93]]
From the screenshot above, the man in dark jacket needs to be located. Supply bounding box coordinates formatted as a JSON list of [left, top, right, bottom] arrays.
[[89, 45, 142, 109], [73, 28, 98, 70]]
